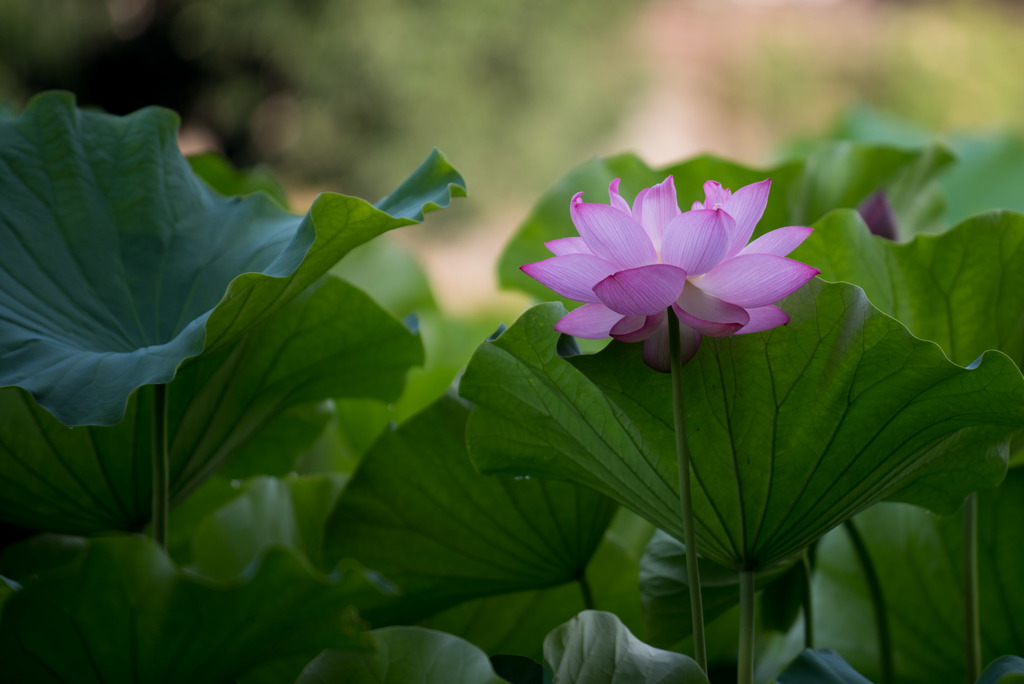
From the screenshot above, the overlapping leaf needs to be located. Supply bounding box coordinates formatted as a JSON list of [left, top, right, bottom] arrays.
[[460, 282, 1024, 569], [0, 91, 464, 426], [0, 536, 385, 684], [499, 143, 951, 302], [0, 276, 421, 534], [322, 396, 618, 625]]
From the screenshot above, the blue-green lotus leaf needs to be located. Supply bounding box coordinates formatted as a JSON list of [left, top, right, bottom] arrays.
[[0, 91, 464, 426]]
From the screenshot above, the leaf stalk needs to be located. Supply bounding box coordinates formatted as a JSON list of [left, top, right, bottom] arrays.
[[964, 492, 981, 683], [844, 519, 893, 684], [802, 548, 814, 649], [668, 308, 707, 672], [151, 383, 169, 549], [738, 569, 756, 684]]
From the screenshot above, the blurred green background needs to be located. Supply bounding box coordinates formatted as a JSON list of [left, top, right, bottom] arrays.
[[3, 0, 1023, 313]]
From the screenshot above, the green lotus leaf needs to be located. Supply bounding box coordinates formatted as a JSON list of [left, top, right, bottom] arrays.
[[499, 143, 951, 302], [543, 610, 708, 684], [793, 209, 1024, 369], [188, 473, 347, 579], [460, 281, 1024, 570], [218, 400, 336, 480], [0, 91, 464, 426], [793, 209, 1024, 474], [296, 627, 510, 684], [774, 649, 872, 684], [0, 535, 386, 684], [812, 468, 1024, 684], [807, 105, 1024, 228], [187, 151, 290, 207], [322, 396, 618, 626], [0, 275, 421, 534]]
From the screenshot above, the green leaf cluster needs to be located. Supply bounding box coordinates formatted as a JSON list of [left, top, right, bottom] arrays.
[[7, 93, 1024, 683]]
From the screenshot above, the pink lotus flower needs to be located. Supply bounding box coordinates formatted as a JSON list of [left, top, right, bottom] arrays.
[[521, 177, 819, 371]]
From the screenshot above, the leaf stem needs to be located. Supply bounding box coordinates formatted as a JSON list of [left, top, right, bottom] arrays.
[[844, 519, 893, 684], [151, 383, 169, 550], [964, 492, 981, 684], [578, 573, 595, 611], [738, 569, 756, 684], [668, 308, 707, 672], [801, 548, 814, 649]]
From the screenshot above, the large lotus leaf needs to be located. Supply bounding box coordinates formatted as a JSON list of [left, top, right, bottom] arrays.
[[543, 610, 708, 684], [499, 143, 951, 302], [0, 275, 421, 534], [793, 209, 1024, 474], [0, 91, 464, 426], [793, 209, 1024, 368], [460, 281, 1024, 570], [422, 533, 643, 662], [812, 468, 1024, 684], [322, 396, 618, 626], [296, 628, 510, 684], [0, 535, 386, 684]]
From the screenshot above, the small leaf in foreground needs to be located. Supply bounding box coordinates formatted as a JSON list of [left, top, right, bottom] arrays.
[[296, 627, 509, 684], [977, 656, 1024, 684], [543, 610, 708, 684]]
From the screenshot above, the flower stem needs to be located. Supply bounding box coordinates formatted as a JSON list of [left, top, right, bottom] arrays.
[[844, 519, 893, 684], [578, 573, 595, 611], [738, 569, 756, 684], [964, 492, 981, 684], [667, 308, 707, 672], [151, 383, 169, 550], [801, 548, 814, 649]]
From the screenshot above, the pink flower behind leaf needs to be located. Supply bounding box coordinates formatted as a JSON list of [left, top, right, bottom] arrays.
[[521, 177, 820, 371]]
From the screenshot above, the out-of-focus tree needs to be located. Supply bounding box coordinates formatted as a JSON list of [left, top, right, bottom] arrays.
[[0, 0, 640, 202]]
